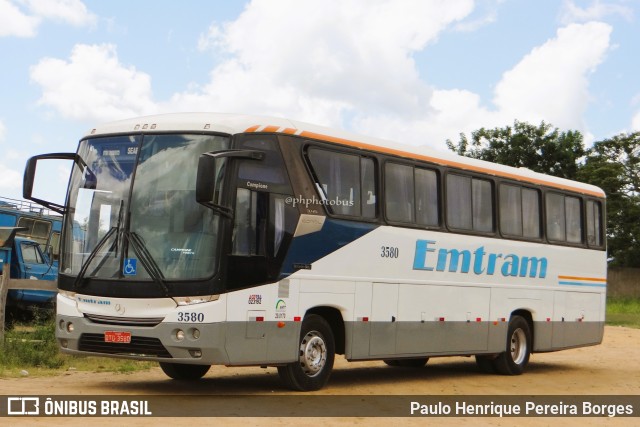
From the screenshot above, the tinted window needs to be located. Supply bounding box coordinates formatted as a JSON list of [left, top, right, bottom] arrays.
[[500, 184, 541, 238], [237, 136, 289, 188], [361, 158, 377, 218], [586, 200, 603, 246], [308, 148, 376, 218], [500, 184, 522, 236], [473, 179, 493, 232], [522, 188, 541, 238], [447, 174, 493, 232], [385, 163, 414, 223], [546, 193, 582, 243], [415, 168, 439, 226], [446, 174, 472, 229]]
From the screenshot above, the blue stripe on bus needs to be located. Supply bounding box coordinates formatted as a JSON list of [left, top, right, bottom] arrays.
[[279, 218, 378, 279], [558, 281, 607, 288]]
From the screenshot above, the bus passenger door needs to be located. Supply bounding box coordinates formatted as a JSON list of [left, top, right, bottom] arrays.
[[369, 282, 398, 356]]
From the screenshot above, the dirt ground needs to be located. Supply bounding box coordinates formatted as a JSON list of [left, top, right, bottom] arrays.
[[2, 325, 639, 426]]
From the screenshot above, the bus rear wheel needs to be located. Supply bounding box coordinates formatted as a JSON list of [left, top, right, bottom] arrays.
[[159, 362, 210, 380], [278, 314, 335, 391], [493, 315, 531, 375]]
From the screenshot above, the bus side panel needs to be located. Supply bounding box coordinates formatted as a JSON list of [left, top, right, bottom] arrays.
[[369, 282, 398, 356], [552, 290, 605, 350], [346, 281, 373, 359], [396, 284, 490, 354]]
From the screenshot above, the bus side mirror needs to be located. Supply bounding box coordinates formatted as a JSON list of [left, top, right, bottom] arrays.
[[23, 152, 90, 215], [196, 149, 264, 217], [196, 154, 220, 208]]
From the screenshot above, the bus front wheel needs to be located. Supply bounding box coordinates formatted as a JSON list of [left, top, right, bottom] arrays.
[[278, 314, 335, 391], [493, 315, 531, 375], [159, 362, 210, 380]]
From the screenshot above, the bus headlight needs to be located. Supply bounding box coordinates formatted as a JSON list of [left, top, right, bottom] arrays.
[[175, 330, 185, 341], [59, 290, 77, 301]]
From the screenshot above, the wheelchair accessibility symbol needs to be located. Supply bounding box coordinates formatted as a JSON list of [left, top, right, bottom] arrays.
[[123, 258, 137, 276]]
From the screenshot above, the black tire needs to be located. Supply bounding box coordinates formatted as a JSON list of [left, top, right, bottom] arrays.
[[159, 362, 210, 380], [493, 315, 531, 375], [384, 358, 429, 368], [475, 355, 497, 373], [278, 314, 335, 391]]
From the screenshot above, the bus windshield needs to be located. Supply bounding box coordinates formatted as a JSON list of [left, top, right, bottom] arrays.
[[62, 133, 230, 282]]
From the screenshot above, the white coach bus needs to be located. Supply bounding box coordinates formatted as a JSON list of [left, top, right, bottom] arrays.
[[24, 113, 606, 391]]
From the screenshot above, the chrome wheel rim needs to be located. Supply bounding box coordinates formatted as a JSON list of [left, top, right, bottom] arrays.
[[299, 331, 327, 377], [510, 328, 527, 365]]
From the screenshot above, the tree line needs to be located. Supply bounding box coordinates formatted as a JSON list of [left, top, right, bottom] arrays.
[[446, 121, 640, 267]]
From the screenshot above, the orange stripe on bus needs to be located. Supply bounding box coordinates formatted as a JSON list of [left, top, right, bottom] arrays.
[[244, 126, 604, 198], [245, 125, 261, 133], [558, 275, 607, 282]]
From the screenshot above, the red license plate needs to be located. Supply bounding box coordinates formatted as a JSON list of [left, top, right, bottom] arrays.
[[104, 331, 132, 344]]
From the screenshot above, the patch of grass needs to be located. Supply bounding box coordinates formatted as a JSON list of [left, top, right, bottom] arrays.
[[1, 315, 154, 377], [606, 297, 640, 328]]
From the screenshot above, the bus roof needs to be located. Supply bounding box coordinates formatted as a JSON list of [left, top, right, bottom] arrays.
[[85, 112, 605, 198]]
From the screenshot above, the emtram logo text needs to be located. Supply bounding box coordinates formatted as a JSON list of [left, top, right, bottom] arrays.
[[413, 240, 548, 279]]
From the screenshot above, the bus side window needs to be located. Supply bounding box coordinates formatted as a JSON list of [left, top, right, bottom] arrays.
[[385, 163, 414, 223], [307, 148, 363, 217], [586, 200, 603, 246], [233, 188, 267, 256], [500, 184, 541, 239], [232, 190, 289, 258], [361, 157, 376, 218], [545, 192, 583, 244], [446, 174, 493, 232], [415, 167, 439, 226]]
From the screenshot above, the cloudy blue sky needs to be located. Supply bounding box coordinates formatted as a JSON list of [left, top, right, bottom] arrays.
[[1, 0, 639, 201]]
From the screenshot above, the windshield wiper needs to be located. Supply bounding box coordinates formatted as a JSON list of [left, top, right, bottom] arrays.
[[73, 225, 118, 290], [74, 200, 124, 290], [124, 231, 169, 296]]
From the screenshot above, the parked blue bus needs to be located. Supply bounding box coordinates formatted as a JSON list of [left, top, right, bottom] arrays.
[[0, 196, 61, 305]]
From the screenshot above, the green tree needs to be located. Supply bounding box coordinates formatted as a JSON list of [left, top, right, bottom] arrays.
[[446, 120, 585, 179], [579, 132, 640, 267]]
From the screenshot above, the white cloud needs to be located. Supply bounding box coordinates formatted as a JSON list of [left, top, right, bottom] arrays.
[[0, 0, 95, 38], [0, 164, 22, 190], [174, 0, 474, 126], [560, 0, 633, 24], [353, 22, 612, 147], [30, 43, 157, 122], [0, 119, 5, 142], [29, 1, 613, 151], [492, 22, 612, 131], [0, 0, 40, 37], [22, 0, 97, 27]]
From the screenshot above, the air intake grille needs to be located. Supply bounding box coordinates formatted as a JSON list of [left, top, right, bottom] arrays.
[[84, 313, 164, 327], [78, 333, 172, 358]]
